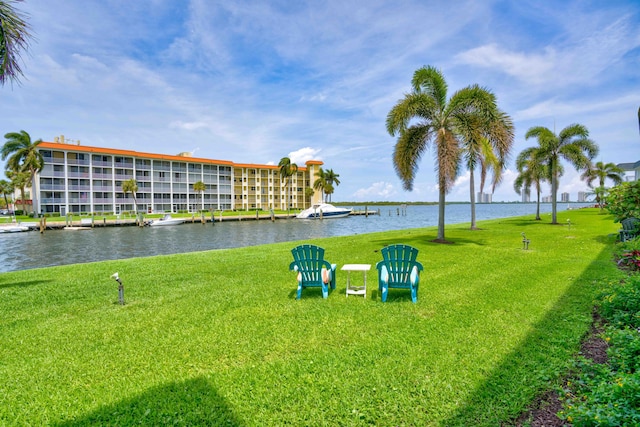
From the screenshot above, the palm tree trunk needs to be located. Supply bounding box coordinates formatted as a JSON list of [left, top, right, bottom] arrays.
[[437, 186, 446, 241], [536, 189, 541, 220], [551, 159, 558, 224], [469, 169, 477, 230]]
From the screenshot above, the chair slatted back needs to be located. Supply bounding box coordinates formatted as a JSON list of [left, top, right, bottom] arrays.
[[380, 244, 421, 286], [291, 244, 328, 283]]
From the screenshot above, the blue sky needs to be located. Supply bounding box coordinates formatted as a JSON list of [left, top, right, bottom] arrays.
[[2, 0, 639, 202]]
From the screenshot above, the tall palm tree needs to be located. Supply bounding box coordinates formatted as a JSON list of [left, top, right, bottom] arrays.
[[460, 110, 514, 229], [386, 65, 503, 242], [0, 0, 32, 86], [580, 161, 624, 210], [122, 179, 138, 213], [323, 169, 341, 202], [278, 157, 298, 213], [193, 180, 206, 211], [2, 131, 44, 212], [514, 146, 549, 221], [313, 167, 327, 202], [524, 124, 598, 224]]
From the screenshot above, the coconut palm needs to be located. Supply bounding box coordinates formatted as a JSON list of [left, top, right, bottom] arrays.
[[524, 124, 598, 224], [0, 178, 13, 210], [122, 179, 138, 213], [278, 157, 298, 213], [193, 180, 205, 211], [580, 161, 624, 210], [313, 167, 327, 202], [0, 0, 32, 86], [5, 169, 29, 214], [460, 110, 514, 229], [514, 146, 549, 221], [386, 65, 504, 242], [323, 169, 341, 203], [2, 130, 44, 196]]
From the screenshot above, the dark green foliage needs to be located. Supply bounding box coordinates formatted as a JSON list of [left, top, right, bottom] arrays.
[[560, 276, 640, 425], [606, 181, 640, 222]]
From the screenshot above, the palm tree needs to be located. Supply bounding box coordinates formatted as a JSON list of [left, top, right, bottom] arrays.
[[386, 65, 504, 242], [580, 161, 624, 210], [323, 169, 341, 202], [514, 147, 549, 220], [313, 167, 327, 202], [0, 178, 13, 210], [5, 169, 29, 214], [2, 130, 44, 214], [460, 110, 514, 229], [193, 180, 206, 211], [524, 124, 598, 224], [0, 0, 33, 86], [278, 157, 298, 213], [122, 179, 138, 213]]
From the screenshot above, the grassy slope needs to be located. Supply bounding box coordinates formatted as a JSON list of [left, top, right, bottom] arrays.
[[0, 209, 624, 426]]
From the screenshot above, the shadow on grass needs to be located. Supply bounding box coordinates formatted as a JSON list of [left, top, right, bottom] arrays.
[[0, 279, 53, 289], [439, 244, 616, 426], [56, 377, 244, 426]]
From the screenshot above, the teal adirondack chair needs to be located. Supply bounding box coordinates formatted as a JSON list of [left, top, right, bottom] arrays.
[[376, 244, 423, 303], [290, 244, 337, 299], [619, 217, 640, 242]]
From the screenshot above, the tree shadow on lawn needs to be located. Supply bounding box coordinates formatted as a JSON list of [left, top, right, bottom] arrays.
[[439, 244, 615, 426], [56, 376, 244, 426], [0, 279, 53, 290]]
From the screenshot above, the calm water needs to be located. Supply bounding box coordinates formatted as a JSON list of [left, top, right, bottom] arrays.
[[0, 203, 591, 272]]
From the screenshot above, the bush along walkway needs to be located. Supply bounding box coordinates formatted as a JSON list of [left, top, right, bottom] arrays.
[[519, 238, 640, 426]]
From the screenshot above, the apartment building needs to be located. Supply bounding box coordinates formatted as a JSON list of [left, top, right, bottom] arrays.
[[35, 141, 322, 215]]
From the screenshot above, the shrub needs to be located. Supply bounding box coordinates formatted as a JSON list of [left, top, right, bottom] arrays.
[[613, 239, 640, 272], [600, 276, 640, 328], [560, 276, 640, 425], [606, 181, 640, 222]]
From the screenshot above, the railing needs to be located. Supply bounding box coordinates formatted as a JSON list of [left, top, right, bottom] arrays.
[[39, 184, 67, 191], [92, 160, 113, 167]]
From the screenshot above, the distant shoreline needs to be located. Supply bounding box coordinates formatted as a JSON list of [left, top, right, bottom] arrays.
[[333, 201, 593, 206]]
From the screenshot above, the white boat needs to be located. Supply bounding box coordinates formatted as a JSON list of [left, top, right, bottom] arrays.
[[148, 214, 185, 226], [296, 203, 352, 219], [0, 224, 30, 233]]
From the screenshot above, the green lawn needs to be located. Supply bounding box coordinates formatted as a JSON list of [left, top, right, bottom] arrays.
[[0, 209, 625, 426]]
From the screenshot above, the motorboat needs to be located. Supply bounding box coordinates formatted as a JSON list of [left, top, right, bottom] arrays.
[[296, 203, 352, 219], [147, 214, 185, 226]]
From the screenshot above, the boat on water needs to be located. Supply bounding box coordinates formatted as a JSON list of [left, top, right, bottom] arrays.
[[296, 203, 352, 219], [0, 224, 30, 233], [147, 214, 185, 226]]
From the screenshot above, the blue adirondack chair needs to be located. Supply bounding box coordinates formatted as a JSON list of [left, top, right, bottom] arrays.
[[619, 217, 640, 242], [376, 244, 423, 303], [290, 244, 337, 299]]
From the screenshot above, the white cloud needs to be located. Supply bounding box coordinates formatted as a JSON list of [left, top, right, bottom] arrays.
[[288, 147, 322, 165], [353, 182, 397, 201]]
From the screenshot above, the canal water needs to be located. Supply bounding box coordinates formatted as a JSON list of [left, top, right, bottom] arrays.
[[0, 203, 591, 272]]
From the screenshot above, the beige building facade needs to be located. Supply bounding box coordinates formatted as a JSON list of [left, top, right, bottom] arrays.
[[35, 141, 323, 215]]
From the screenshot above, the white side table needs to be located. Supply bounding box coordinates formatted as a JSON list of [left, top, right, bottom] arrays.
[[341, 264, 371, 298]]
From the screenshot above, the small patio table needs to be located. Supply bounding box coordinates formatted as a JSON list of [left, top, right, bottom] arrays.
[[341, 264, 371, 298]]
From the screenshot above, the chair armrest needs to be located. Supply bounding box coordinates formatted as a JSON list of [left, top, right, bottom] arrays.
[[379, 265, 389, 283], [289, 261, 299, 272], [410, 265, 420, 286]]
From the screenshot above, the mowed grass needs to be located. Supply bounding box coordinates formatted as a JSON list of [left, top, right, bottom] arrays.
[[0, 209, 625, 426]]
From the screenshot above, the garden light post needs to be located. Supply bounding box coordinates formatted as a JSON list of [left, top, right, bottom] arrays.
[[111, 272, 125, 305]]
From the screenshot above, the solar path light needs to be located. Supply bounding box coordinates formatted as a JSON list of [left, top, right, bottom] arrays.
[[111, 272, 125, 305]]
